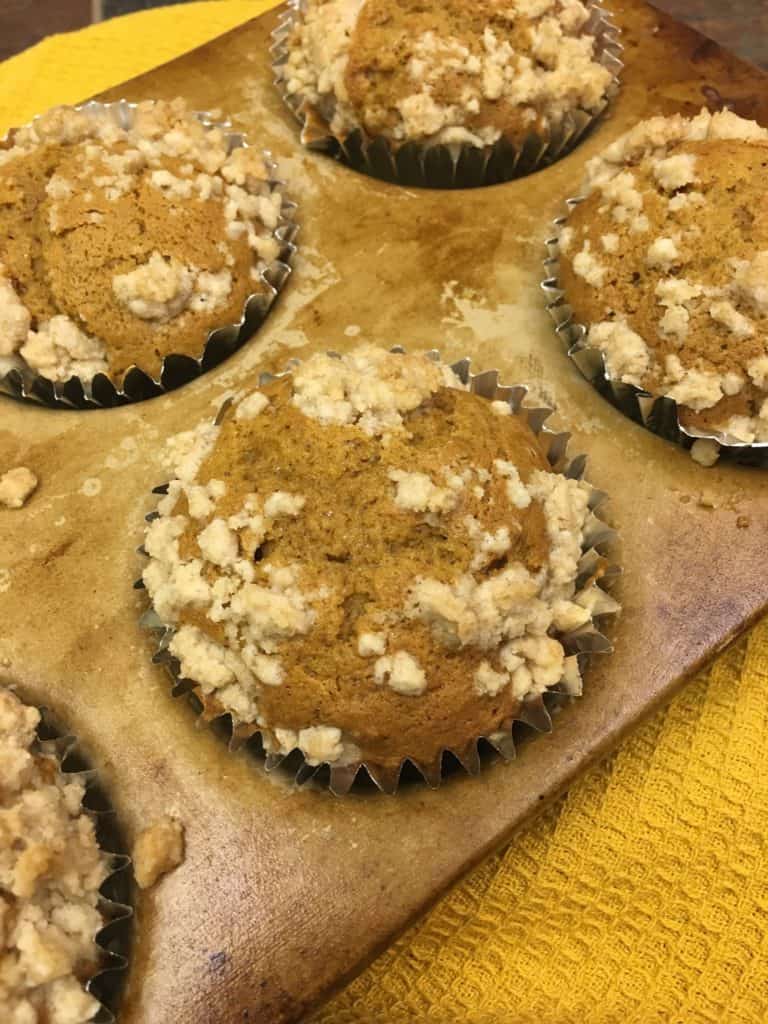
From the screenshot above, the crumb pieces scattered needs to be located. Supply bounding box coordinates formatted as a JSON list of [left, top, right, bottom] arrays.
[[690, 438, 720, 468], [357, 631, 387, 657], [132, 816, 185, 890], [271, 725, 346, 767], [0, 687, 109, 1024], [374, 650, 428, 696], [112, 252, 233, 322], [388, 467, 463, 514], [572, 239, 607, 287], [697, 490, 719, 509], [17, 310, 109, 384], [290, 344, 462, 436], [0, 466, 38, 508]]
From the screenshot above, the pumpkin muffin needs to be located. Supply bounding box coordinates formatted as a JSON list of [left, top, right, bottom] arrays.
[[0, 688, 111, 1023], [279, 0, 614, 150], [558, 108, 768, 446], [0, 99, 286, 387], [142, 345, 617, 784]]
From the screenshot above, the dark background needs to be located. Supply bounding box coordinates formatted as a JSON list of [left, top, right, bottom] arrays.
[[1, 1, 768, 67]]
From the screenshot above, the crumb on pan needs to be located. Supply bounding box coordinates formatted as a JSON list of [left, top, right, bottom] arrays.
[[132, 816, 185, 890], [0, 687, 110, 1024], [690, 439, 720, 468], [0, 466, 38, 509]]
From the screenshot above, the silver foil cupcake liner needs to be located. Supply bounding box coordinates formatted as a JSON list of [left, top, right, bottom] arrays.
[[136, 349, 620, 796], [271, 2, 623, 189], [543, 200, 768, 466], [0, 99, 298, 410], [27, 703, 133, 1023]]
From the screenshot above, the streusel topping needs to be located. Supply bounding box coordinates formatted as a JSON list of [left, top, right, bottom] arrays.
[[0, 688, 110, 1024], [0, 99, 284, 384], [559, 109, 768, 443], [143, 345, 616, 771], [281, 0, 613, 148]]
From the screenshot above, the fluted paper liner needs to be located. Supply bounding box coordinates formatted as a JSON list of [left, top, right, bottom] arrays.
[[137, 350, 620, 795], [543, 200, 768, 466], [0, 99, 298, 410], [29, 705, 133, 1023], [271, 2, 623, 189]]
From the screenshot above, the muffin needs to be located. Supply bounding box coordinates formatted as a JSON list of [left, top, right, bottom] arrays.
[[0, 99, 290, 393], [557, 108, 768, 447], [142, 345, 618, 791], [0, 688, 111, 1023], [276, 0, 617, 179]]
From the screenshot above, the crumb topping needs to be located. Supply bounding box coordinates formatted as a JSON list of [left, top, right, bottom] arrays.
[[18, 312, 109, 384], [132, 817, 184, 890], [0, 268, 31, 356], [561, 108, 768, 442], [388, 468, 464, 515], [357, 631, 387, 657], [374, 650, 428, 696], [572, 240, 606, 287], [112, 252, 233, 322], [143, 346, 615, 770], [690, 438, 720, 467], [290, 346, 462, 435], [0, 689, 109, 1024], [0, 466, 38, 509], [0, 99, 284, 384], [281, 0, 613, 148]]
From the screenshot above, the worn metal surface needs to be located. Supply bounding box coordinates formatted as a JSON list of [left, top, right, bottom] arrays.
[[1, 3, 767, 1022], [650, 0, 768, 71]]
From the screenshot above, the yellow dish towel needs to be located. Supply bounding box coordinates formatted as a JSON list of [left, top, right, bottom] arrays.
[[3, 6, 768, 1021]]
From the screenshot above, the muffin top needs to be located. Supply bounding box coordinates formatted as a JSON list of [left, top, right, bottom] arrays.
[[0, 688, 110, 1024], [143, 345, 615, 775], [281, 0, 613, 148], [0, 99, 284, 384], [558, 108, 768, 444]]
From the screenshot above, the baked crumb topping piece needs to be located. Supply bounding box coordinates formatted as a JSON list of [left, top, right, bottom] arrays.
[[132, 818, 185, 890], [281, 0, 613, 148], [558, 108, 768, 444], [144, 346, 615, 771], [0, 100, 283, 384], [0, 466, 38, 509], [0, 688, 110, 1024]]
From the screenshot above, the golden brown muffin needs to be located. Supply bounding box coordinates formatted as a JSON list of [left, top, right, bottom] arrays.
[[0, 100, 285, 385], [558, 108, 768, 448], [143, 346, 616, 781], [0, 688, 110, 1023], [280, 0, 613, 149]]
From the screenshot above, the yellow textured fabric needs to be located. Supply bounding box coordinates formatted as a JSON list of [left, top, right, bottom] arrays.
[[3, 7, 768, 1022]]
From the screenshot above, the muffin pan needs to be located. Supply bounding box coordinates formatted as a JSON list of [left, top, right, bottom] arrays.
[[2, 2, 768, 1022]]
